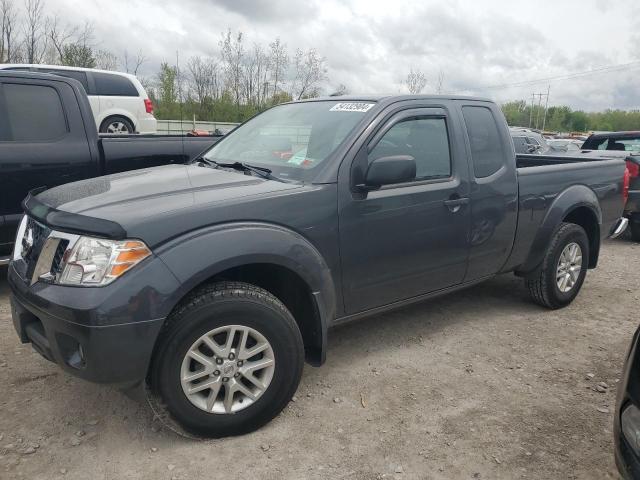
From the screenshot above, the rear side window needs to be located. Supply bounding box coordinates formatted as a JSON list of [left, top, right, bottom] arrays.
[[93, 72, 138, 96], [35, 68, 89, 92], [462, 106, 506, 178], [2, 83, 67, 141]]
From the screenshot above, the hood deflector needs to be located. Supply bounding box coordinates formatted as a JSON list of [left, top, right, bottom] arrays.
[[23, 191, 127, 240]]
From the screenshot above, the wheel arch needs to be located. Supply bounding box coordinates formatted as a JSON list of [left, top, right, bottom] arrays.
[[98, 111, 137, 132], [517, 185, 602, 274], [154, 222, 336, 367]]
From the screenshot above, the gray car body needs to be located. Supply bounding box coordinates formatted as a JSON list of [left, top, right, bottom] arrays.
[[8, 95, 626, 385]]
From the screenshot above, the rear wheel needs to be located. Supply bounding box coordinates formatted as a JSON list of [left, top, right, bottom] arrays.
[[525, 222, 589, 309], [99, 116, 134, 134], [150, 282, 304, 437]]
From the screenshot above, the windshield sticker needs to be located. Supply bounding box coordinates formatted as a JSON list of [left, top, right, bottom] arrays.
[[330, 102, 375, 113]]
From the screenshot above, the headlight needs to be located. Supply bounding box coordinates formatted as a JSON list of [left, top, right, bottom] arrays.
[[58, 236, 151, 286]]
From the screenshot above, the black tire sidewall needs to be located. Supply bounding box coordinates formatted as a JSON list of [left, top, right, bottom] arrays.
[[156, 295, 304, 437], [546, 225, 589, 306], [629, 221, 640, 242], [100, 116, 133, 133]]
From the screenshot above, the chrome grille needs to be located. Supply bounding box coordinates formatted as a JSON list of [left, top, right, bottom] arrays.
[[52, 239, 69, 273], [21, 217, 51, 268]]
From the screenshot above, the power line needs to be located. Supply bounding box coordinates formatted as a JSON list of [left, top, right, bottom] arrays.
[[479, 60, 640, 90]]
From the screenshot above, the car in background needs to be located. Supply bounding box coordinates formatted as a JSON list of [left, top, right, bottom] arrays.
[[547, 138, 583, 152], [0, 64, 156, 134], [510, 127, 554, 154], [582, 132, 640, 241], [582, 131, 640, 152], [0, 70, 220, 263]]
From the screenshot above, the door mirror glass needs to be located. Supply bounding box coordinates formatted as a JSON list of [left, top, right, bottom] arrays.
[[364, 155, 416, 188]]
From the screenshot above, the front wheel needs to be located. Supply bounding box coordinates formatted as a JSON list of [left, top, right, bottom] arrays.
[[525, 222, 589, 309], [150, 282, 304, 437]]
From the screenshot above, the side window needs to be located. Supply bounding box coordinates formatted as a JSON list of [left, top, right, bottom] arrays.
[[37, 68, 89, 92], [512, 136, 529, 154], [369, 117, 452, 181], [93, 72, 138, 96], [462, 106, 506, 178], [3, 83, 67, 141]]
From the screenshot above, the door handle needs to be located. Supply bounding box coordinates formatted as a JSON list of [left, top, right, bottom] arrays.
[[443, 197, 469, 213]]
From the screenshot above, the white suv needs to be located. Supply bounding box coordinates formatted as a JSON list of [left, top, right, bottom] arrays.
[[0, 64, 157, 134]]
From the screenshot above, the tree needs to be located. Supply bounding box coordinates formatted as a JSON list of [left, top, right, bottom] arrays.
[[187, 55, 219, 116], [268, 37, 288, 100], [1, 0, 18, 62], [405, 68, 427, 94], [220, 29, 244, 117], [46, 15, 76, 63], [292, 48, 327, 100], [154, 62, 180, 118], [242, 43, 269, 107], [23, 0, 47, 63], [123, 49, 146, 75], [61, 43, 95, 67], [435, 70, 445, 94], [330, 83, 349, 96], [95, 49, 118, 70]]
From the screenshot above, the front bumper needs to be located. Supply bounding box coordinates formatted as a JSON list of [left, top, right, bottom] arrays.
[[8, 254, 180, 386]]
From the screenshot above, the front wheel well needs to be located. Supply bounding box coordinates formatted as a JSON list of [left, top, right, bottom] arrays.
[[165, 263, 324, 366], [563, 206, 600, 268]]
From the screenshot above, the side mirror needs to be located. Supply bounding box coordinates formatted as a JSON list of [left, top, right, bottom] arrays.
[[526, 145, 538, 154], [361, 155, 416, 189]]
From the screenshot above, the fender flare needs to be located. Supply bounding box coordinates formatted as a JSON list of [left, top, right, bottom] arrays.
[[155, 222, 336, 364], [519, 185, 602, 274]]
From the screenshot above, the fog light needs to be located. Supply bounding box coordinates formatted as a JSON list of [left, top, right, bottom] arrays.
[[622, 404, 640, 455]]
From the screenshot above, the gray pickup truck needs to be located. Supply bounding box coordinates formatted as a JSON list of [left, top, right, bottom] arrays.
[[8, 95, 628, 437]]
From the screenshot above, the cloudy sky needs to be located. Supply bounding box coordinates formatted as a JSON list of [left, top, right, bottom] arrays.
[[43, 0, 640, 110]]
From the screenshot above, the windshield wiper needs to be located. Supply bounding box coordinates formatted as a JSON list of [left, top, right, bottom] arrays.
[[195, 158, 288, 183]]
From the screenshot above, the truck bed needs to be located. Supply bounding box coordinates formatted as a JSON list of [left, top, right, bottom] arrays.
[[99, 134, 221, 174], [504, 154, 626, 273]]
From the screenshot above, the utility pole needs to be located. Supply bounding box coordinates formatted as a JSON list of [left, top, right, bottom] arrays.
[[541, 85, 551, 132], [529, 94, 535, 128], [529, 89, 550, 130]]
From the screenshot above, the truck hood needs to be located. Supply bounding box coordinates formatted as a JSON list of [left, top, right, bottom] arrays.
[[31, 164, 305, 246]]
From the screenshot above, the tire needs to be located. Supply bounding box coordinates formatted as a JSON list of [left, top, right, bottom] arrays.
[[525, 222, 589, 310], [150, 282, 304, 437], [630, 221, 640, 242], [99, 115, 134, 134]]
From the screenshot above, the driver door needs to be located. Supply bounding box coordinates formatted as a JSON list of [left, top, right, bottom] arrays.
[[338, 107, 471, 314]]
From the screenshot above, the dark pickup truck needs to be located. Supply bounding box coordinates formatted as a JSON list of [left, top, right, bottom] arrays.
[[0, 70, 219, 261], [8, 95, 628, 437]]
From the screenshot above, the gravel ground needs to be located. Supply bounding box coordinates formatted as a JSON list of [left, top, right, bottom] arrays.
[[0, 238, 637, 480]]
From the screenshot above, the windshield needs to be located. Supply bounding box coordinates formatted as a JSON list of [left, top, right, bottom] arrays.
[[202, 101, 375, 181]]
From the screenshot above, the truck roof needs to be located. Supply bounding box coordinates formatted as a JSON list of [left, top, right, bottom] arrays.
[[291, 94, 494, 104]]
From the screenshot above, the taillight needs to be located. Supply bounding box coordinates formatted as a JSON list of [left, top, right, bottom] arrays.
[[623, 167, 630, 204], [626, 159, 639, 178], [144, 98, 154, 114]]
